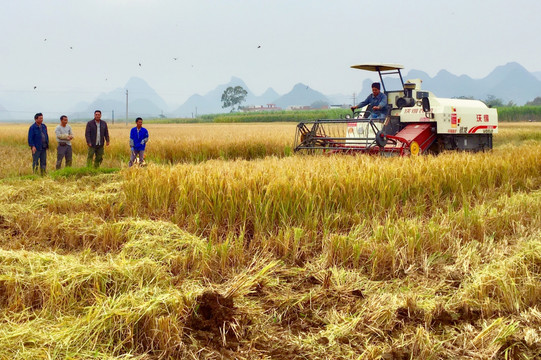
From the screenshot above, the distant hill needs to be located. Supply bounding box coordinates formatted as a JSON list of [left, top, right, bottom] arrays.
[[86, 77, 169, 119], [481, 62, 541, 104], [257, 88, 280, 106], [273, 84, 329, 109]]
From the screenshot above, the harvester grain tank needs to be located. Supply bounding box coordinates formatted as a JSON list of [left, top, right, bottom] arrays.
[[294, 64, 498, 155]]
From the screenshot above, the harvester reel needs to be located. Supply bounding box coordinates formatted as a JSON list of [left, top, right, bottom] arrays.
[[295, 122, 331, 151]]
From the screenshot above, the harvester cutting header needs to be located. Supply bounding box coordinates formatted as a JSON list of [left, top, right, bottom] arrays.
[[294, 64, 498, 155]]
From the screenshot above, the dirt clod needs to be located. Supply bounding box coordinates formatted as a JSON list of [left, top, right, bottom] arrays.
[[187, 291, 237, 346], [396, 306, 425, 324], [190, 291, 235, 329], [381, 349, 410, 360], [317, 336, 329, 345]]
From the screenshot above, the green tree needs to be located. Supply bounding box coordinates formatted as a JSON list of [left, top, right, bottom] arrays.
[[526, 96, 541, 106], [483, 94, 504, 108], [221, 86, 248, 112], [310, 100, 330, 109]]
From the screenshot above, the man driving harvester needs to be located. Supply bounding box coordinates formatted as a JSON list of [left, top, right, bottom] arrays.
[[351, 82, 388, 120]]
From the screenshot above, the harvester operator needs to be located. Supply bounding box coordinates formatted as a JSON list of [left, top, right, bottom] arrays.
[[351, 82, 387, 119]]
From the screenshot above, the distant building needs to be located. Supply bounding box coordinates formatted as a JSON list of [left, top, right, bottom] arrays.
[[241, 104, 282, 112], [330, 104, 352, 109], [287, 105, 311, 111]]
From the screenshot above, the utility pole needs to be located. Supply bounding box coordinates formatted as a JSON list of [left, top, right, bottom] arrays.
[[352, 92, 356, 106], [125, 90, 128, 125], [112, 110, 114, 125]]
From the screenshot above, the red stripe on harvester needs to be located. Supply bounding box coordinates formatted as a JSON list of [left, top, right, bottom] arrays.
[[468, 125, 497, 134]]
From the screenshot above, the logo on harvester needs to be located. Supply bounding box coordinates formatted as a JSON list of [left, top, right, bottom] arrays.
[[347, 123, 356, 138], [451, 113, 457, 128]]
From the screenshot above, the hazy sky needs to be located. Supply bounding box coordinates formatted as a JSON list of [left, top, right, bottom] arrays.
[[1, 0, 540, 110]]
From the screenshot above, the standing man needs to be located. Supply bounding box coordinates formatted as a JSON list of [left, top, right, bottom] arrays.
[[85, 110, 109, 168], [351, 82, 388, 120], [129, 117, 149, 167], [28, 112, 49, 175], [55, 115, 74, 169]]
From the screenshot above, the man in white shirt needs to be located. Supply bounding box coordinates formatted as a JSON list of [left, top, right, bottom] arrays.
[[55, 115, 74, 169]]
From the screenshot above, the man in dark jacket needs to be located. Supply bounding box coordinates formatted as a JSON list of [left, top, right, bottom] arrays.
[[28, 112, 49, 175], [85, 110, 110, 168]]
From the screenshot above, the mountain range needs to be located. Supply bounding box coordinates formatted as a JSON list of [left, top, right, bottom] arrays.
[[402, 62, 541, 105], [1, 62, 540, 121]]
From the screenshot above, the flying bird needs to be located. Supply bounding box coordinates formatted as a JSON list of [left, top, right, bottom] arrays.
[[43, 38, 47, 41], [138, 62, 141, 67], [34, 86, 37, 90], [70, 46, 73, 49], [173, 57, 178, 60], [257, 45, 261, 48]]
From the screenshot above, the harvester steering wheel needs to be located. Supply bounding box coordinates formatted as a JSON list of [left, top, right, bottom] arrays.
[[350, 107, 364, 119], [350, 105, 372, 119], [363, 105, 373, 119]]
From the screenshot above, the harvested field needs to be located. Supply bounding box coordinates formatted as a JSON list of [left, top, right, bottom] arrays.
[[0, 122, 540, 359]]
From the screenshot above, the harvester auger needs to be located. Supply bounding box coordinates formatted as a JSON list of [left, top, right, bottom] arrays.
[[293, 64, 497, 156]]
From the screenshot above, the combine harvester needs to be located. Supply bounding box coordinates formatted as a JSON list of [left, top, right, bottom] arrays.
[[294, 64, 498, 155]]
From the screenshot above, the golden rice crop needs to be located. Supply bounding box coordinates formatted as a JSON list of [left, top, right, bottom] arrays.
[[1, 121, 539, 176], [0, 122, 296, 172], [122, 145, 541, 237]]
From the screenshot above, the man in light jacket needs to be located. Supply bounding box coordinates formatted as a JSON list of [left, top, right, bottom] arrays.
[[55, 115, 74, 169]]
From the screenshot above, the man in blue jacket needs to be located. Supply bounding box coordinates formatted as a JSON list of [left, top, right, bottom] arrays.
[[28, 112, 49, 175], [129, 117, 149, 167], [351, 82, 388, 120]]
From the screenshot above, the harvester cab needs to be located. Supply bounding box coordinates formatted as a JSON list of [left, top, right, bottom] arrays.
[[293, 63, 498, 155]]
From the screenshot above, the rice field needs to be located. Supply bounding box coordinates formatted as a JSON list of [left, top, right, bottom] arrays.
[[0, 122, 295, 175], [0, 121, 540, 359]]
